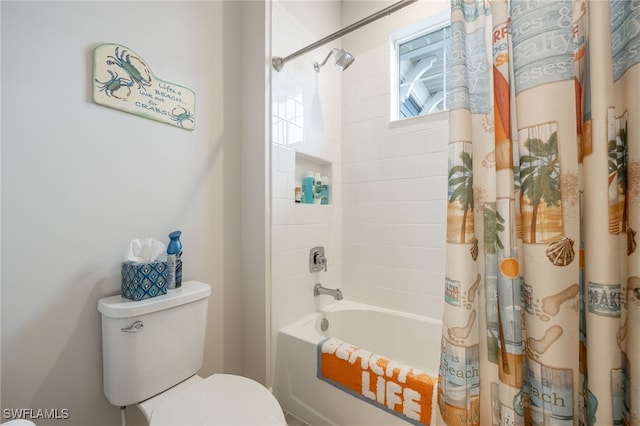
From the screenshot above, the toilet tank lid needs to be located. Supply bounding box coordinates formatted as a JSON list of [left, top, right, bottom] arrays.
[[98, 281, 211, 318]]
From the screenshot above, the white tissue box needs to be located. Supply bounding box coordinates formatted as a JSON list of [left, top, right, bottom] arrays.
[[121, 261, 168, 301]]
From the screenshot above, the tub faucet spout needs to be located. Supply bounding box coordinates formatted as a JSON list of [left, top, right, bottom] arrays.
[[314, 283, 343, 300]]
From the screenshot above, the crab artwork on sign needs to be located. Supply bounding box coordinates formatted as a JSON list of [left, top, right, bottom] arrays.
[[93, 43, 196, 130]]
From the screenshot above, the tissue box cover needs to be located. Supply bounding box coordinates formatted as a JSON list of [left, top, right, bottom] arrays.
[[121, 261, 168, 301]]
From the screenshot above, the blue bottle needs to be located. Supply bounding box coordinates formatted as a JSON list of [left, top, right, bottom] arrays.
[[167, 231, 183, 289], [302, 171, 315, 204]]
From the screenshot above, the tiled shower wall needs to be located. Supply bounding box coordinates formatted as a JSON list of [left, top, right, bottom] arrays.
[[341, 44, 448, 320], [270, 0, 343, 349], [271, 1, 450, 342]]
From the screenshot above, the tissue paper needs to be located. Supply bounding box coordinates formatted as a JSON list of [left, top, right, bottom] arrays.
[[121, 238, 168, 301], [124, 238, 166, 263]]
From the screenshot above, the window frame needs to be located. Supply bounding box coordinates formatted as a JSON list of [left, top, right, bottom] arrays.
[[389, 9, 451, 122]]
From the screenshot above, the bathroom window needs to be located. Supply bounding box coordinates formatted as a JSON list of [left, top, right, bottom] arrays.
[[390, 11, 450, 121]]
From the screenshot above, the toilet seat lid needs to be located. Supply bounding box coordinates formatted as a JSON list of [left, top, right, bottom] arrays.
[[149, 374, 286, 426]]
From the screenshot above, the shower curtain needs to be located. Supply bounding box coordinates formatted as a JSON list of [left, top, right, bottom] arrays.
[[438, 0, 639, 425]]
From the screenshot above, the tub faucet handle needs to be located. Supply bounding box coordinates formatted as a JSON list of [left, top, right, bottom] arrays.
[[315, 252, 327, 271], [309, 246, 328, 273]]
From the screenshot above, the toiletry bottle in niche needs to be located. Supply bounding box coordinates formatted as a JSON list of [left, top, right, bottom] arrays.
[[295, 186, 302, 203], [321, 176, 329, 205], [302, 171, 315, 204], [167, 231, 183, 289], [314, 173, 322, 204]]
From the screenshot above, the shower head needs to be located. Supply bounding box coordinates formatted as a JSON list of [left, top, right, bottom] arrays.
[[314, 48, 355, 73], [335, 49, 355, 70]]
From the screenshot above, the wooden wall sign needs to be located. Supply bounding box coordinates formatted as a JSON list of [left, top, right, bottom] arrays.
[[93, 43, 196, 130]]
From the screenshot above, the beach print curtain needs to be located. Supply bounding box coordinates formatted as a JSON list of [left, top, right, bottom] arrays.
[[438, 0, 639, 424]]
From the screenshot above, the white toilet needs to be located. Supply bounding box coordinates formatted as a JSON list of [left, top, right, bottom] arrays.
[[97, 280, 286, 425]]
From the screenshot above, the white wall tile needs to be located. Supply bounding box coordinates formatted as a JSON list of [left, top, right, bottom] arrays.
[[359, 72, 390, 101], [272, 248, 309, 281], [274, 171, 294, 200], [274, 146, 296, 173], [341, 41, 449, 321], [342, 140, 383, 164], [273, 7, 449, 332], [273, 225, 297, 253], [359, 116, 391, 142], [417, 152, 448, 177], [271, 1, 344, 334], [342, 121, 364, 145], [365, 46, 389, 77], [359, 94, 389, 121]]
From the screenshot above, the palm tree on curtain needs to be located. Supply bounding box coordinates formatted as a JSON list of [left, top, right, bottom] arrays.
[[484, 203, 505, 254], [608, 121, 628, 233], [484, 203, 508, 370], [519, 131, 561, 243], [449, 150, 474, 243]]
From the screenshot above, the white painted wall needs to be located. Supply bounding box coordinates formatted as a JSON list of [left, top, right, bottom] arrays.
[[240, 1, 271, 386], [0, 0, 3, 411], [1, 2, 267, 425]]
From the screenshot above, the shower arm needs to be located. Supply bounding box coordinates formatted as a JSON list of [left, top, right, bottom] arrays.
[[316, 49, 340, 69], [272, 0, 418, 72]]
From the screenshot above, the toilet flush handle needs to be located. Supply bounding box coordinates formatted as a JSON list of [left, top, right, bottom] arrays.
[[121, 320, 144, 333]]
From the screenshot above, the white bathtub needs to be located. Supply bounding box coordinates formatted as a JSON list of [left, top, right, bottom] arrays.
[[273, 300, 443, 426]]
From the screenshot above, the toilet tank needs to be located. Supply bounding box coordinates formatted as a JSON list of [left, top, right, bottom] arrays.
[[98, 280, 211, 406]]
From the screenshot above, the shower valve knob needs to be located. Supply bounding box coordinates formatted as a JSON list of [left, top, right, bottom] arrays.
[[309, 246, 328, 273]]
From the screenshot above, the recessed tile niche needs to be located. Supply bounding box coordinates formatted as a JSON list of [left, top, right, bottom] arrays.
[[295, 152, 332, 205]]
